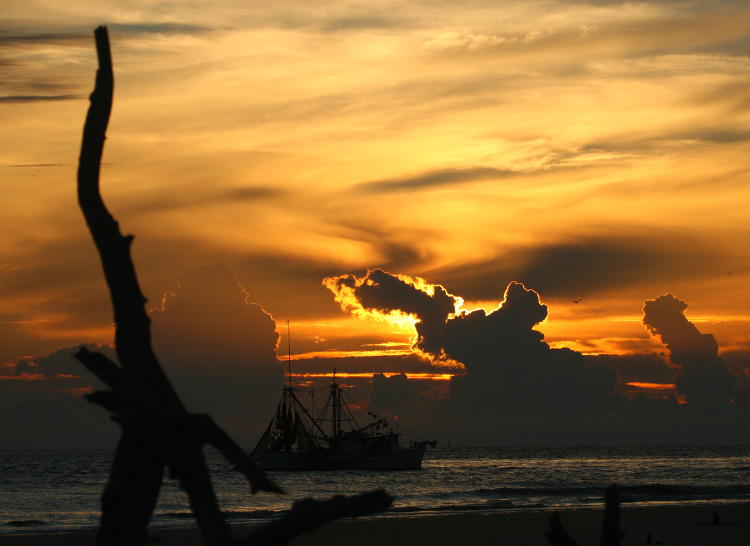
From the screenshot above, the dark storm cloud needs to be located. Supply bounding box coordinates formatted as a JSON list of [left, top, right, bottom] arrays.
[[430, 233, 737, 301], [643, 294, 736, 406]]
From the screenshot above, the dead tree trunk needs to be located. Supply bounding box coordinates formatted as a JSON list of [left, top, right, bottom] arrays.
[[76, 26, 391, 546]]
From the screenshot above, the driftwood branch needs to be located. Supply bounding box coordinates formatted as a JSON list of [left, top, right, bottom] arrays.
[[188, 414, 283, 494], [239, 490, 393, 546], [598, 486, 624, 546], [75, 347, 124, 389], [546, 486, 623, 546], [77, 25, 280, 546], [546, 513, 579, 546], [76, 25, 391, 546]]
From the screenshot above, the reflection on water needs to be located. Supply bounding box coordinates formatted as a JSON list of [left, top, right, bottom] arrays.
[[2, 445, 749, 534]]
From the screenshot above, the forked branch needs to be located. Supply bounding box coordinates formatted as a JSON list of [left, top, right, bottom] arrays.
[[76, 26, 390, 546]]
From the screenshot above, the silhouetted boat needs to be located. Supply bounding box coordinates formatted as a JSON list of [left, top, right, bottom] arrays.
[[252, 373, 432, 470], [252, 322, 432, 470]]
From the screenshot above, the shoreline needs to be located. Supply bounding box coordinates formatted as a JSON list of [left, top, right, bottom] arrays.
[[3, 501, 750, 545]]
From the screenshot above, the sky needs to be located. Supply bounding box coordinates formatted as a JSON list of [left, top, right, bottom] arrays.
[[2, 0, 750, 447]]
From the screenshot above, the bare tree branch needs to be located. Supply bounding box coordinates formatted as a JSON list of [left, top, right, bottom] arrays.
[[76, 26, 395, 546], [239, 490, 393, 546], [75, 347, 124, 389], [76, 26, 281, 546], [546, 486, 624, 546]]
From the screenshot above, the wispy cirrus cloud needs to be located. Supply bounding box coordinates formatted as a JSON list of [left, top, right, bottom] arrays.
[[0, 94, 79, 103], [120, 185, 286, 214], [0, 32, 88, 47], [429, 231, 744, 301], [357, 167, 518, 192]]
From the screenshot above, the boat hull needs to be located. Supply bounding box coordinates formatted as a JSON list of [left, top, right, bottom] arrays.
[[253, 443, 427, 471]]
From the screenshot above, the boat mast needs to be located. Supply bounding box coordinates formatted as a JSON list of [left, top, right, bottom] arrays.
[[331, 367, 338, 439], [286, 320, 292, 389]]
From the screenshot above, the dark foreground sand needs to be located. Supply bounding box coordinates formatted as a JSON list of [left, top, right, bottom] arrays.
[[2, 503, 750, 545]]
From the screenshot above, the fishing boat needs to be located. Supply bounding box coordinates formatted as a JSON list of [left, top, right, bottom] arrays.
[[251, 323, 433, 470]]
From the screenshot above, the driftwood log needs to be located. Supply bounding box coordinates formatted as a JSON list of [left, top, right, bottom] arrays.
[[76, 26, 391, 546], [546, 485, 624, 546]]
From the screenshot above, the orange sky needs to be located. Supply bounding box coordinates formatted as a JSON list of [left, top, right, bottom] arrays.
[[2, 0, 750, 371]]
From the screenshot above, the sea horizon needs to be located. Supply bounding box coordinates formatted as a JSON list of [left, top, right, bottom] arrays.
[[4, 444, 750, 536]]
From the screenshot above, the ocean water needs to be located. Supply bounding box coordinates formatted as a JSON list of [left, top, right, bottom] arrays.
[[2, 445, 750, 536]]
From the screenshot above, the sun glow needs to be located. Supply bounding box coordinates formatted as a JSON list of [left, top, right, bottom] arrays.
[[625, 382, 676, 391], [322, 270, 466, 334], [289, 372, 455, 381], [280, 348, 415, 360]]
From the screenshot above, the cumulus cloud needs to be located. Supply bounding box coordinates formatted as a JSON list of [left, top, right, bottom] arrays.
[[643, 294, 736, 406], [11, 344, 115, 378], [324, 268, 460, 355], [370, 372, 420, 418], [150, 266, 283, 446], [325, 270, 619, 423], [437, 281, 618, 417], [0, 268, 284, 449], [324, 269, 750, 444]]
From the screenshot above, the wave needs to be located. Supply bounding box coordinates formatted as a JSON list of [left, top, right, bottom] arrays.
[[467, 483, 750, 500], [156, 501, 536, 524], [157, 510, 279, 521], [5, 520, 46, 527]]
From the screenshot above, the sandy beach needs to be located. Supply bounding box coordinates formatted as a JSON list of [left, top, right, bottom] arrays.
[[2, 503, 750, 546]]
